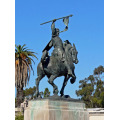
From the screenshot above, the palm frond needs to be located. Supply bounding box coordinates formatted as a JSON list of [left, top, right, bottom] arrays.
[[29, 57, 35, 64], [15, 44, 38, 89], [21, 44, 26, 49], [27, 52, 38, 60]]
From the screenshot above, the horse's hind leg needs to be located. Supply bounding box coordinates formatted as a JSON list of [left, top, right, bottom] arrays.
[[36, 74, 45, 98], [60, 75, 70, 96], [48, 75, 58, 95]]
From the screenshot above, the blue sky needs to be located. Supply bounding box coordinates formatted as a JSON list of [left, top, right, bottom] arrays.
[[15, 0, 104, 98]]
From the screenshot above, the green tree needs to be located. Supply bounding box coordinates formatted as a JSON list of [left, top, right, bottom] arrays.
[[15, 44, 38, 107], [23, 86, 36, 99], [76, 76, 95, 107], [44, 88, 50, 97], [76, 65, 104, 108], [93, 65, 104, 108]]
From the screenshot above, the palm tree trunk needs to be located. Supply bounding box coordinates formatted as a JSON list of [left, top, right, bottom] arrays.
[[16, 85, 24, 107]]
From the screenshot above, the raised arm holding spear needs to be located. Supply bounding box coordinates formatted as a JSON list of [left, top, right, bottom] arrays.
[[41, 14, 75, 78]]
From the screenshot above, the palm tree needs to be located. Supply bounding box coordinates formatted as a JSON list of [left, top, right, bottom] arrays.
[[15, 44, 38, 107]]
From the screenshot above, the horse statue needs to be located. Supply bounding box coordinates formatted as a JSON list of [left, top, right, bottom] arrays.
[[35, 41, 78, 97]]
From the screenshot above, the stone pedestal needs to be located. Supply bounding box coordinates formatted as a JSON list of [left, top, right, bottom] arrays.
[[24, 99, 89, 120]]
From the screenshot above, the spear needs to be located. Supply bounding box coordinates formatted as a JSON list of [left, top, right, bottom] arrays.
[[40, 14, 73, 25]]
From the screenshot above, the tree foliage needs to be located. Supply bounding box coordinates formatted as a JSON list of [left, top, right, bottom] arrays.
[[23, 86, 36, 99], [23, 87, 51, 99], [76, 65, 104, 108], [15, 44, 38, 88], [15, 44, 38, 107], [15, 112, 24, 120], [44, 88, 50, 97]]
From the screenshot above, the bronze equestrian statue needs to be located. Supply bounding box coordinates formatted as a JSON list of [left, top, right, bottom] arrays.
[[36, 15, 78, 97]]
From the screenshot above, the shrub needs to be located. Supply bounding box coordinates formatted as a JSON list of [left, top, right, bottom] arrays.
[[15, 112, 24, 120]]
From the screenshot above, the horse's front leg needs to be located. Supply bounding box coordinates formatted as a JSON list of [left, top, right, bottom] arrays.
[[70, 71, 76, 84], [60, 75, 70, 96]]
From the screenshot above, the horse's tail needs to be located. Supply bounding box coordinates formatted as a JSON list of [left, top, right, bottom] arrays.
[[37, 61, 45, 77]]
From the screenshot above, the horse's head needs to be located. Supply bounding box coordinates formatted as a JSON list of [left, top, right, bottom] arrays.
[[63, 40, 79, 64], [71, 43, 79, 64]]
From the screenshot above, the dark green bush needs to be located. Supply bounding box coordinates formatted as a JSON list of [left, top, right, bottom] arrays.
[[15, 112, 24, 120]]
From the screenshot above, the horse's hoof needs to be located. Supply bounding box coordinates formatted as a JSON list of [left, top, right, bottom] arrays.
[[38, 95, 42, 98], [70, 78, 76, 84], [53, 89, 59, 95], [60, 91, 64, 97], [62, 95, 70, 98], [60, 93, 64, 97], [60, 95, 64, 97]]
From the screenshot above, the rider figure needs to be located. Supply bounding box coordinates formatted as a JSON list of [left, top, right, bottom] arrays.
[[42, 20, 74, 78]]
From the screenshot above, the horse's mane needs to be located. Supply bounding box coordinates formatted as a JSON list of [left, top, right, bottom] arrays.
[[63, 41, 73, 64]]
